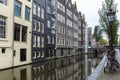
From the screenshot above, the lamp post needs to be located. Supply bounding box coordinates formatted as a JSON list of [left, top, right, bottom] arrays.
[[106, 9, 116, 53]]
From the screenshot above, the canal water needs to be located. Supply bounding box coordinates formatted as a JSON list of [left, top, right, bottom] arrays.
[[0, 54, 101, 80]]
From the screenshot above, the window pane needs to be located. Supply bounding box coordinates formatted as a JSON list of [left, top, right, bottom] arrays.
[[33, 19, 36, 31], [37, 6, 41, 17], [22, 26, 27, 42], [41, 7, 44, 19], [33, 2, 36, 15], [20, 49, 26, 61], [14, 0, 21, 17], [25, 6, 30, 20], [14, 23, 20, 41], [41, 22, 44, 33], [0, 16, 6, 38], [33, 35, 36, 47]]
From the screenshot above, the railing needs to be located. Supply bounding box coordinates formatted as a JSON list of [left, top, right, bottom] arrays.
[[88, 54, 107, 80]]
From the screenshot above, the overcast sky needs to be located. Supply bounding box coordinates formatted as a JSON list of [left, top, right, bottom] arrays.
[[72, 0, 120, 34]]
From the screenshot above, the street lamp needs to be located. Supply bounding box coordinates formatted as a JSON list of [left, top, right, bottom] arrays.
[[106, 9, 116, 52], [104, 9, 120, 72]]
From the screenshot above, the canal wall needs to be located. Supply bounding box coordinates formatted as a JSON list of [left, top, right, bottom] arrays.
[[88, 53, 107, 80]]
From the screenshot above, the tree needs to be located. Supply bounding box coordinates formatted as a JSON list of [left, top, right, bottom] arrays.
[[99, 38, 108, 45], [94, 25, 102, 42], [98, 0, 119, 45]]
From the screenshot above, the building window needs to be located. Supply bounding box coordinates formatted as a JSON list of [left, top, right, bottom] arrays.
[[37, 36, 40, 47], [52, 37, 54, 44], [37, 5, 41, 17], [20, 49, 26, 62], [13, 50, 16, 56], [47, 36, 50, 44], [41, 22, 44, 33], [33, 2, 37, 15], [33, 19, 36, 31], [25, 6, 30, 21], [47, 20, 50, 28], [2, 48, 5, 53], [37, 21, 40, 32], [0, 0, 7, 5], [57, 38, 59, 45], [14, 0, 21, 17], [47, 5, 51, 14], [22, 26, 27, 42], [0, 16, 6, 38], [41, 7, 44, 19], [33, 35, 36, 47], [41, 51, 44, 57], [63, 39, 65, 45], [37, 51, 40, 57], [33, 51, 36, 59], [14, 23, 20, 41], [41, 36, 44, 47]]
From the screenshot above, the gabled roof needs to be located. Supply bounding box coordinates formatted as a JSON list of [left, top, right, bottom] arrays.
[[72, 1, 77, 10], [66, 0, 72, 9]]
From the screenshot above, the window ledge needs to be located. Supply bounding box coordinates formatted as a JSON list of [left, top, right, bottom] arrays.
[[0, 44, 11, 48], [0, 38, 8, 41]]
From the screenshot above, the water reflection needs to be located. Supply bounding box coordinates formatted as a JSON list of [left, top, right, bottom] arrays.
[[0, 54, 100, 80]]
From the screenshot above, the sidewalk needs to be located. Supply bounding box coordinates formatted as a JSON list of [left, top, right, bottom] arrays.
[[99, 71, 120, 80]]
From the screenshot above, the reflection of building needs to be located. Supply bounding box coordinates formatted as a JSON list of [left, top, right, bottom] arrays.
[[55, 57, 82, 80], [0, 65, 32, 80], [91, 35, 96, 48], [32, 61, 56, 80], [0, 55, 100, 80]]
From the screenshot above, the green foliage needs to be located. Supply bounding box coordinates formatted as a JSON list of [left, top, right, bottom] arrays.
[[98, 0, 119, 45], [99, 38, 108, 45], [94, 25, 103, 42]]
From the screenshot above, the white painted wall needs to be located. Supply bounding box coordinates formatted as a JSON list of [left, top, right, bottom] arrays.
[[0, 1, 14, 69]]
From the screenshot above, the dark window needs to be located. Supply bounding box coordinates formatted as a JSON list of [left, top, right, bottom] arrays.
[[13, 50, 16, 56], [33, 19, 36, 31], [14, 0, 21, 17], [20, 49, 26, 61], [2, 48, 5, 53], [14, 23, 20, 41], [20, 68, 27, 80], [22, 26, 27, 42]]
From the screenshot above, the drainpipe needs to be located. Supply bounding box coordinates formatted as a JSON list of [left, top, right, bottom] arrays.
[[12, 0, 15, 68], [54, 0, 57, 58]]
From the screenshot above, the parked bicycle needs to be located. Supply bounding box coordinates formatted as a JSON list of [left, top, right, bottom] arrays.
[[104, 50, 120, 73]]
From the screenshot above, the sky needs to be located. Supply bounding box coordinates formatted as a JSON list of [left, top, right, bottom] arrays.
[[72, 0, 120, 34]]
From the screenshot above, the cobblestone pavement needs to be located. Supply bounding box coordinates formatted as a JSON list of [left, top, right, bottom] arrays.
[[99, 71, 120, 80]]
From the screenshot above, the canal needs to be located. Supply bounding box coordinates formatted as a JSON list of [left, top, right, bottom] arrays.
[[0, 54, 101, 80]]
